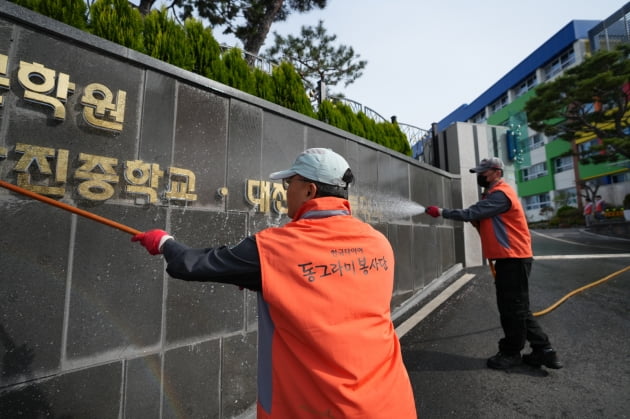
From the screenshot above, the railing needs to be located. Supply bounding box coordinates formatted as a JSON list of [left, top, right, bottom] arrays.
[[330, 96, 386, 123], [220, 44, 276, 74], [220, 44, 432, 152], [398, 123, 430, 148], [330, 97, 431, 148]]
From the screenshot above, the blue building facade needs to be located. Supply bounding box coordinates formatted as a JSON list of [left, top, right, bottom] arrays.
[[430, 2, 630, 221]]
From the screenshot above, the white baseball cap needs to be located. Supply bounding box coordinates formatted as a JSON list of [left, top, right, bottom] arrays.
[[269, 148, 350, 187]]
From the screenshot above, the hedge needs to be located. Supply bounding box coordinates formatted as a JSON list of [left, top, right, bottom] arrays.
[[8, 0, 411, 156]]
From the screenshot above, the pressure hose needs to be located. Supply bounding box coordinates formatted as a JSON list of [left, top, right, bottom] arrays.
[[532, 264, 630, 317], [0, 179, 141, 235], [488, 257, 630, 317]]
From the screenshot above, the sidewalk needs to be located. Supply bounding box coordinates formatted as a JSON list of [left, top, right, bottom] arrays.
[[399, 250, 630, 418], [586, 219, 630, 239]]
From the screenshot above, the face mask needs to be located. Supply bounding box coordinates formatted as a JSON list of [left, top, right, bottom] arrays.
[[477, 174, 490, 188]]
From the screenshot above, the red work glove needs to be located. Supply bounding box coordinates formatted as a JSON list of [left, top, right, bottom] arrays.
[[131, 229, 171, 255], [425, 206, 442, 218]]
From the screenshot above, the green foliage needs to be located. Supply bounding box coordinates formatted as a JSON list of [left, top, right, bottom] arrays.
[[316, 101, 412, 156], [342, 107, 366, 138], [220, 48, 257, 95], [143, 8, 194, 70], [12, 0, 88, 29], [11, 0, 32, 7], [183, 18, 225, 79], [525, 45, 630, 163], [382, 121, 412, 156], [549, 205, 583, 227], [271, 62, 315, 117], [556, 205, 580, 218], [265, 20, 367, 93], [253, 68, 276, 103], [89, 0, 144, 51], [317, 100, 345, 127], [10, 0, 409, 156]]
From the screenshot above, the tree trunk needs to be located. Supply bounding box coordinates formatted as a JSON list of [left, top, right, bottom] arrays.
[[242, 0, 284, 56], [571, 140, 584, 212], [137, 0, 156, 16]]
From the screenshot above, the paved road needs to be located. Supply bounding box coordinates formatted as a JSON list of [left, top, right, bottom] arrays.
[[400, 228, 630, 418]]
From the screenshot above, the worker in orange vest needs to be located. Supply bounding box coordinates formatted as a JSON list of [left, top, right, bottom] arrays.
[[132, 148, 417, 418], [425, 157, 562, 371], [583, 198, 593, 226]]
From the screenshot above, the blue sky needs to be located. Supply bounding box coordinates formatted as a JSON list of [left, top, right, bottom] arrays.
[[153, 1, 627, 130]]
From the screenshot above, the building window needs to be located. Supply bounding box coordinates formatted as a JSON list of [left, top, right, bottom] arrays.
[[611, 172, 630, 183], [470, 109, 486, 124], [524, 193, 551, 210], [489, 94, 508, 113], [598, 172, 630, 185], [578, 139, 601, 159], [521, 162, 548, 181], [527, 133, 545, 151], [515, 74, 538, 97], [544, 48, 575, 80], [554, 156, 573, 173]]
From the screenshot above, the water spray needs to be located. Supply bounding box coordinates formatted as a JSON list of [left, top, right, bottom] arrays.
[[353, 191, 426, 221], [0, 179, 141, 235]]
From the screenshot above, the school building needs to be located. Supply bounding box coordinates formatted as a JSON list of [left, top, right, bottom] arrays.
[[421, 2, 630, 221]]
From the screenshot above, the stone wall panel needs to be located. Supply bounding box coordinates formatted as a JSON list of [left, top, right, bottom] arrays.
[[0, 202, 70, 385], [0, 4, 461, 416], [163, 340, 221, 419]]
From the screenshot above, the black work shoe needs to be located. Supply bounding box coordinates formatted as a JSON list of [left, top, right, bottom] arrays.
[[523, 349, 563, 369], [487, 352, 522, 370]]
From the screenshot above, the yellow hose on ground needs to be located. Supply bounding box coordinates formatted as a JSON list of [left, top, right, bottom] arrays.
[[533, 264, 630, 317], [487, 259, 630, 317]]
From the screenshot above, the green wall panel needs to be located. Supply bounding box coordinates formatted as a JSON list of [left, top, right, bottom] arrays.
[[518, 175, 555, 196]]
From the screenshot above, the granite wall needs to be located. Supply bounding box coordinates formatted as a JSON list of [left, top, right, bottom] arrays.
[[0, 3, 461, 418]]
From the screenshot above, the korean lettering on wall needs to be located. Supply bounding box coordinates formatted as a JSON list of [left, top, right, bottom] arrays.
[[3, 142, 198, 204], [245, 179, 288, 215], [0, 54, 292, 213], [0, 54, 125, 131], [2, 141, 291, 210], [0, 54, 196, 204]]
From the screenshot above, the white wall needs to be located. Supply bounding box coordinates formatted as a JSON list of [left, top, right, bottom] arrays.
[[598, 182, 630, 207], [554, 169, 575, 191]]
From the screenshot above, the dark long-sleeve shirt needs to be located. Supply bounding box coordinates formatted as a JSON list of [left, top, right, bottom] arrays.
[[441, 188, 511, 221], [162, 236, 263, 291], [159, 199, 354, 292]]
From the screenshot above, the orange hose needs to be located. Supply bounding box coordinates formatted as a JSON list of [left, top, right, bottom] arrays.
[[0, 179, 141, 235]]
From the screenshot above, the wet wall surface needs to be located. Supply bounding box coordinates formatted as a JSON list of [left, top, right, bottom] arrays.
[[0, 3, 458, 417]]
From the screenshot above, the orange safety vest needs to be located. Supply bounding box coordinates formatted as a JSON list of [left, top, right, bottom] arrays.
[[255, 197, 417, 418], [479, 180, 533, 259], [584, 202, 593, 215]]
